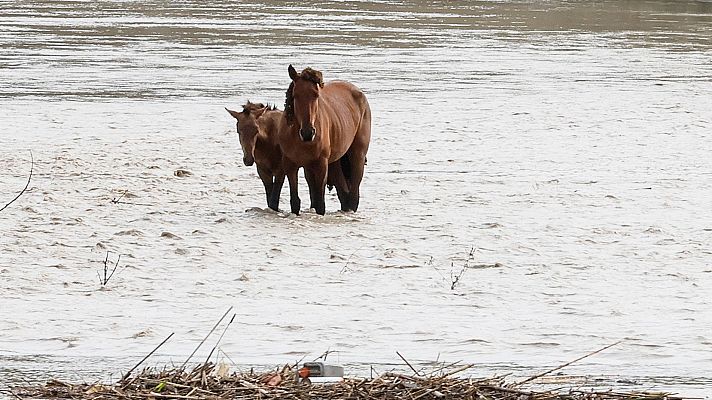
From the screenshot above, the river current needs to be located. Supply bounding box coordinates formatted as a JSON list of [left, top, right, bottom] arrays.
[[1, 0, 711, 396]]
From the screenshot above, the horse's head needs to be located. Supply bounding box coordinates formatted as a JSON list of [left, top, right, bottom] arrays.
[[287, 64, 324, 142], [225, 102, 268, 166]]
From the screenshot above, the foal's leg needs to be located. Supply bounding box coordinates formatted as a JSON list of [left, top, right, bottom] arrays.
[[268, 171, 285, 211], [256, 166, 274, 209]]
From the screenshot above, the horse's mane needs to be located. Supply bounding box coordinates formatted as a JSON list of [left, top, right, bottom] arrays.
[[284, 67, 324, 123], [284, 82, 295, 123]]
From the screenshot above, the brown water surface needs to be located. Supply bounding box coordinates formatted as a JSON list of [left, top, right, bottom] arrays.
[[1, 0, 712, 396]]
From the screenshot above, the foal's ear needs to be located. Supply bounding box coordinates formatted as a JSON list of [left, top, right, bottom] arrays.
[[288, 64, 298, 81], [252, 106, 268, 119], [225, 107, 241, 119]]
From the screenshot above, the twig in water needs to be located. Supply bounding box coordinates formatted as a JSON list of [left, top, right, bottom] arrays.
[[109, 189, 154, 206], [178, 306, 234, 372], [1, 150, 33, 213], [121, 332, 175, 382], [313, 348, 336, 362], [450, 263, 465, 290], [396, 351, 422, 377], [450, 247, 475, 290], [203, 313, 236, 366], [515, 340, 624, 386], [97, 252, 122, 286], [428, 256, 446, 281], [340, 246, 364, 274], [111, 189, 129, 204]]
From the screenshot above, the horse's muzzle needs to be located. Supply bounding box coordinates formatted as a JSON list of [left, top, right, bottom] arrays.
[[299, 126, 316, 142], [243, 156, 254, 166]]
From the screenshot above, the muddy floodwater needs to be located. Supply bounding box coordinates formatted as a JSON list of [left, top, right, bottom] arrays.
[[1, 0, 712, 396]]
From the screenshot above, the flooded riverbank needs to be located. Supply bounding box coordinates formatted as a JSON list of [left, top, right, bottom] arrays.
[[1, 0, 712, 396]]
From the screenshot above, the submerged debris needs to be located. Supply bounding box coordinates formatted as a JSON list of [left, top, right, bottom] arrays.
[[173, 169, 193, 177], [13, 363, 686, 400]]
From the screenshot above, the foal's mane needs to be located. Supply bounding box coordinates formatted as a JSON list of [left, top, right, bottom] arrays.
[[284, 67, 324, 124], [242, 100, 277, 115]]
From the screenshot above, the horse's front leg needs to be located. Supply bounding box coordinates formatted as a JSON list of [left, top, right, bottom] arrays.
[[285, 166, 301, 215], [304, 169, 317, 210], [307, 159, 329, 216]]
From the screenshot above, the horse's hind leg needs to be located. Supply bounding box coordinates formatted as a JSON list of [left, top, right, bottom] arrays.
[[346, 152, 366, 212], [328, 160, 350, 212], [347, 108, 371, 212]]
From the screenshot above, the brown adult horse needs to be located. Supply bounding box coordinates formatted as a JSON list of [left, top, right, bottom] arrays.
[[225, 102, 286, 211], [280, 65, 371, 215]]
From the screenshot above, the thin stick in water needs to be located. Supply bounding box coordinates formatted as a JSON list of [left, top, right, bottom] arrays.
[[203, 313, 236, 366], [121, 332, 175, 382], [179, 306, 234, 371], [396, 351, 423, 376], [1, 150, 33, 213], [516, 340, 624, 386]]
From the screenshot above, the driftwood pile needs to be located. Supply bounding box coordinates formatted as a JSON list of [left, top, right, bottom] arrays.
[[9, 317, 686, 400], [13, 362, 685, 400]]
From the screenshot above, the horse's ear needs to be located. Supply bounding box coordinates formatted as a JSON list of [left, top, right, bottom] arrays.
[[288, 64, 298, 81], [225, 107, 241, 119]]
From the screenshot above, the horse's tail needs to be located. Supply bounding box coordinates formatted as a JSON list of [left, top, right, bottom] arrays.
[[340, 153, 352, 181]]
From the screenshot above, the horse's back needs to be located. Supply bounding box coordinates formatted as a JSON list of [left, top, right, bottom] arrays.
[[322, 81, 370, 153], [324, 81, 370, 112], [327, 81, 371, 154]]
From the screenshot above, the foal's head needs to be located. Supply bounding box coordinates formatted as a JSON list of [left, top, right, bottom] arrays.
[[225, 102, 268, 166], [286, 64, 324, 142]]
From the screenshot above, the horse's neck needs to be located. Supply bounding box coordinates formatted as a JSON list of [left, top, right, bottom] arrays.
[[315, 97, 329, 125], [315, 95, 340, 128]]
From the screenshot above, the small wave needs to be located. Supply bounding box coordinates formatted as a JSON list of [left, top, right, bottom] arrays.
[[160, 231, 182, 240], [114, 229, 144, 236], [460, 338, 491, 344], [517, 342, 561, 348]]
